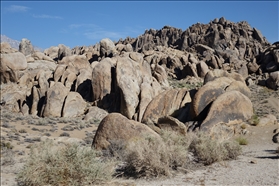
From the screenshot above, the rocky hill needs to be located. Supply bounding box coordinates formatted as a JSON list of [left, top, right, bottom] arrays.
[[0, 16, 278, 186]]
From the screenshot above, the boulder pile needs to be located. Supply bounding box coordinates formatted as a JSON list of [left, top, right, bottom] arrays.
[[1, 17, 278, 149]]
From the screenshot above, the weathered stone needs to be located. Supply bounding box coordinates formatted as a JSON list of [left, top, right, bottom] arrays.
[[92, 58, 114, 108], [31, 51, 54, 61], [200, 90, 253, 132], [204, 69, 245, 84], [92, 113, 160, 150], [142, 88, 192, 132], [83, 106, 108, 122], [19, 38, 34, 56], [0, 42, 17, 54], [42, 82, 70, 117], [44, 46, 59, 60], [157, 116, 187, 135], [197, 61, 209, 78], [62, 92, 87, 117], [116, 55, 142, 119], [258, 114, 277, 126], [100, 38, 117, 57], [0, 52, 27, 83], [191, 77, 233, 119], [57, 44, 71, 61], [266, 71, 279, 90], [75, 68, 92, 101], [152, 64, 169, 88]]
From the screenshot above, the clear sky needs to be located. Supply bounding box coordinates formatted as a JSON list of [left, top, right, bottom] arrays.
[[1, 1, 278, 49]]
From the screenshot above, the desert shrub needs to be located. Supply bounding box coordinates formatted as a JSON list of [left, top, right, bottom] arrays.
[[116, 131, 193, 179], [18, 129, 27, 133], [248, 113, 260, 126], [235, 136, 248, 145], [160, 130, 191, 169], [189, 132, 242, 165], [223, 141, 242, 159], [120, 136, 171, 179], [17, 140, 116, 186], [60, 132, 70, 137], [61, 125, 74, 131]]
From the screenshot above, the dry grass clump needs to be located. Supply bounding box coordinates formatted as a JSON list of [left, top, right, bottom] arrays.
[[17, 139, 116, 186], [189, 132, 242, 165], [120, 136, 171, 179], [248, 113, 260, 126], [235, 136, 248, 145]]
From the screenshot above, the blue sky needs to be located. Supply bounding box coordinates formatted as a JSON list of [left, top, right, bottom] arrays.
[[1, 1, 278, 49]]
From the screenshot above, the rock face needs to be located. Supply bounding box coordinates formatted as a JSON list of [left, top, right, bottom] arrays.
[[42, 82, 70, 117], [100, 38, 117, 57], [200, 90, 253, 133], [191, 74, 250, 120], [62, 92, 87, 117], [19, 38, 34, 56], [44, 46, 59, 60], [92, 58, 115, 109], [0, 52, 27, 83], [57, 44, 71, 61], [83, 106, 108, 122], [116, 55, 142, 119], [92, 113, 160, 150], [141, 88, 193, 132]]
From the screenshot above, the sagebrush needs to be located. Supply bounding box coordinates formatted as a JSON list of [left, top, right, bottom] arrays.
[[17, 139, 116, 186]]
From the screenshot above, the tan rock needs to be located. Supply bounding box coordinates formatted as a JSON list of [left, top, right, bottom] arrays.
[[62, 92, 86, 117], [92, 113, 161, 150]]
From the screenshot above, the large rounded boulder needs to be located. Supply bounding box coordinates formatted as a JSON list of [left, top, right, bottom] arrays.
[[92, 113, 160, 150], [200, 90, 253, 133], [0, 52, 27, 83]]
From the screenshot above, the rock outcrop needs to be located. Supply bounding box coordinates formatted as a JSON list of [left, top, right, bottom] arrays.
[[92, 113, 161, 150]]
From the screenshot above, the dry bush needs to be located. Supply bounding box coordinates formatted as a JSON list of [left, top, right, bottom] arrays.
[[120, 136, 171, 179], [17, 139, 116, 186], [189, 132, 242, 165], [115, 131, 193, 179], [160, 130, 192, 169]]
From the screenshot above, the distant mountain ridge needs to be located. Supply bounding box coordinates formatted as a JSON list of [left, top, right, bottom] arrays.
[[0, 34, 44, 52]]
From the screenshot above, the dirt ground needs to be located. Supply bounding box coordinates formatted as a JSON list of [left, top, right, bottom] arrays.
[[1, 84, 279, 186]]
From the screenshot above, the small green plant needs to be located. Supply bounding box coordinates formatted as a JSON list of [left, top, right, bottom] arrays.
[[249, 113, 260, 126], [17, 140, 116, 186], [235, 136, 248, 145]]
